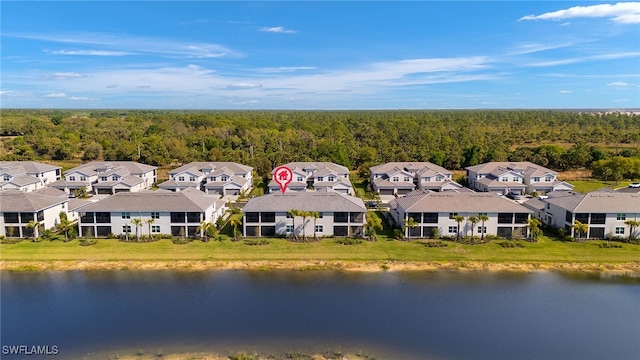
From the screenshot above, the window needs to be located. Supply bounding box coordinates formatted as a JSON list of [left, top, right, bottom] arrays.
[[122, 225, 131, 233], [435, 176, 443, 182], [478, 212, 487, 216], [261, 212, 275, 222], [317, 176, 324, 182], [151, 212, 160, 219], [221, 176, 229, 181], [501, 177, 509, 182], [81, 212, 95, 223], [297, 176, 304, 182], [334, 212, 349, 223], [152, 225, 161, 233], [210, 177, 216, 181], [615, 227, 625, 235], [533, 177, 540, 182], [178, 176, 185, 181], [498, 213, 513, 224], [545, 176, 553, 182], [617, 213, 626, 221], [318, 212, 323, 219], [188, 176, 195, 182], [478, 226, 487, 234], [449, 213, 458, 219], [170, 212, 185, 223], [112, 176, 118, 181], [424, 177, 431, 182], [315, 225, 323, 233], [186, 212, 201, 223], [69, 176, 76, 181], [95, 212, 110, 223], [590, 213, 606, 225], [513, 177, 520, 182], [100, 176, 108, 181], [80, 176, 86, 181], [423, 213, 438, 223], [328, 176, 335, 182], [121, 212, 130, 219], [286, 225, 293, 233], [448, 226, 457, 233], [246, 212, 259, 223], [286, 212, 293, 219], [392, 176, 399, 182], [404, 176, 411, 182], [3, 213, 19, 223]]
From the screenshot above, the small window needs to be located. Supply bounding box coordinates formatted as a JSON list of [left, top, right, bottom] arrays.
[[221, 176, 229, 181], [101, 176, 108, 181], [328, 176, 335, 182], [424, 177, 431, 182], [178, 176, 185, 181], [69, 176, 76, 181], [189, 176, 196, 182], [286, 225, 293, 233], [297, 176, 304, 182], [448, 226, 457, 233], [317, 176, 323, 182], [501, 177, 509, 182], [210, 177, 216, 181], [151, 212, 160, 219], [449, 213, 457, 219], [545, 176, 553, 182], [315, 225, 323, 232], [435, 176, 443, 182], [122, 225, 131, 233], [392, 177, 399, 182], [478, 226, 487, 234], [318, 212, 323, 219], [404, 176, 411, 182], [121, 212, 130, 219], [80, 176, 86, 181], [112, 176, 118, 181], [615, 227, 625, 235], [533, 177, 540, 182], [152, 225, 161, 233], [617, 214, 626, 221]]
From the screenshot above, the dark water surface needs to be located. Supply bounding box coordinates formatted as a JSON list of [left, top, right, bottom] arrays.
[[1, 270, 639, 359]]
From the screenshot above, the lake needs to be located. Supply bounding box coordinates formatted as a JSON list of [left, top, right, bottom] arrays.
[[1, 270, 639, 359]]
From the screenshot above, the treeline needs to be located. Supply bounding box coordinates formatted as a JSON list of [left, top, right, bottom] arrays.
[[1, 109, 638, 178]]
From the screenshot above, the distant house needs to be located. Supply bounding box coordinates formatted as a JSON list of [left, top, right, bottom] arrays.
[[388, 190, 533, 239], [51, 161, 157, 195], [369, 162, 461, 196], [0, 190, 69, 238], [466, 161, 573, 195], [159, 162, 253, 196], [523, 190, 640, 239], [267, 162, 353, 195], [242, 191, 366, 238], [77, 188, 225, 238], [0, 161, 62, 192]]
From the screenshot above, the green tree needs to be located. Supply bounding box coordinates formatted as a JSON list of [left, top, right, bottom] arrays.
[[145, 218, 155, 241], [527, 217, 542, 242], [311, 211, 320, 240], [478, 214, 489, 242], [57, 211, 72, 242], [572, 220, 589, 241], [229, 218, 242, 241], [287, 209, 299, 240], [402, 217, 418, 240], [25, 219, 41, 241], [454, 215, 465, 241], [624, 219, 639, 241], [131, 218, 143, 242], [366, 211, 383, 241], [468, 216, 479, 242], [197, 221, 215, 242]]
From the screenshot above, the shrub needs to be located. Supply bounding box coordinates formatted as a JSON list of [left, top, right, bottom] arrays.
[[0, 237, 23, 244], [599, 243, 622, 248], [244, 239, 269, 246], [335, 238, 363, 245], [499, 241, 525, 248], [79, 239, 98, 246], [172, 238, 192, 245], [418, 240, 448, 248], [393, 229, 404, 240]]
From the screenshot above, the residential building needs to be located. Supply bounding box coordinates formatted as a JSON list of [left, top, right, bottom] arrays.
[[243, 191, 366, 238], [524, 191, 640, 239], [51, 161, 157, 195], [0, 190, 69, 237], [369, 162, 461, 196], [0, 161, 62, 192], [388, 190, 533, 239], [466, 161, 573, 195], [267, 162, 353, 195], [159, 162, 253, 196], [77, 188, 225, 238]]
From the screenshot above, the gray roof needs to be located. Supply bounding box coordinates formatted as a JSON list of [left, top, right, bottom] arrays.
[[67, 161, 156, 176], [370, 162, 452, 176], [277, 162, 349, 175], [243, 191, 366, 213], [0, 161, 61, 174], [0, 190, 67, 212], [466, 161, 555, 176], [169, 162, 252, 176], [390, 190, 532, 213], [79, 189, 218, 212], [548, 191, 640, 213]]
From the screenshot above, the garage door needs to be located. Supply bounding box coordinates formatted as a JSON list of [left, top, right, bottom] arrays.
[[397, 189, 412, 195], [379, 189, 394, 195], [226, 189, 240, 195], [97, 189, 112, 194]]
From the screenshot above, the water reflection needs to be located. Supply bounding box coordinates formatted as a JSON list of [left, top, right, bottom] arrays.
[[2, 270, 639, 360]]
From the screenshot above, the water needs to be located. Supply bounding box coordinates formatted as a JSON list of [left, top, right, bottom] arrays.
[[1, 270, 639, 359]]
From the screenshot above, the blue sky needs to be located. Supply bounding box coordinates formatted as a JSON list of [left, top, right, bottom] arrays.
[[1, 1, 639, 109]]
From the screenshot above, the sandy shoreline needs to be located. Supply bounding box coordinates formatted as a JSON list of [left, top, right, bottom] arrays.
[[2, 259, 640, 275]]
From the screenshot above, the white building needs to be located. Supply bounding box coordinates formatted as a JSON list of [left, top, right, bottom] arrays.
[[388, 190, 533, 239], [77, 188, 225, 238], [0, 190, 69, 237], [466, 161, 573, 195], [370, 162, 461, 195], [0, 161, 62, 192], [267, 162, 353, 195], [159, 162, 253, 196], [524, 191, 640, 239], [51, 161, 157, 195], [243, 191, 366, 238]]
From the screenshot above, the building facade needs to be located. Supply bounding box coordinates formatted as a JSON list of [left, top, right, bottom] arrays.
[[0, 190, 69, 237], [369, 162, 461, 195], [52, 161, 157, 195], [159, 162, 253, 196], [0, 161, 62, 192], [267, 162, 353, 195], [466, 161, 573, 195]]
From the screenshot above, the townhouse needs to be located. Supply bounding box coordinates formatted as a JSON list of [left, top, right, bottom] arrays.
[[369, 162, 461, 196], [159, 162, 253, 196], [0, 161, 62, 192], [466, 161, 573, 195], [0, 190, 69, 237], [524, 190, 640, 239], [267, 162, 353, 195], [388, 190, 533, 239], [243, 191, 366, 238], [50, 161, 157, 195], [77, 188, 225, 238]]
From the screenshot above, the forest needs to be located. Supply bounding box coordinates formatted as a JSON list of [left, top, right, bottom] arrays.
[[1, 109, 639, 181]]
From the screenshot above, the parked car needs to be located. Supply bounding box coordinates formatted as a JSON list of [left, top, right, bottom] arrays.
[[506, 192, 522, 200], [629, 183, 640, 188]]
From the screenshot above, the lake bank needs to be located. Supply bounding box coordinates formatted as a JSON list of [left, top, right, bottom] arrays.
[[2, 259, 639, 275]]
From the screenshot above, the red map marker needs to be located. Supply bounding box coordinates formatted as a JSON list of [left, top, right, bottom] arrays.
[[274, 166, 293, 194]]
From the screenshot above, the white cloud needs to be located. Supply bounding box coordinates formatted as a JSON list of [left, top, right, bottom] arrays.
[[227, 83, 263, 90], [258, 66, 316, 73], [259, 26, 297, 34], [0, 90, 33, 97], [607, 81, 630, 87], [69, 96, 92, 101], [528, 51, 640, 67], [48, 49, 132, 56], [559, 90, 573, 94], [519, 2, 640, 24], [44, 92, 67, 98], [52, 72, 86, 80]]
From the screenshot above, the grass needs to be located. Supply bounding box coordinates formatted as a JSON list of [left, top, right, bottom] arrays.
[[570, 180, 632, 193], [1, 236, 638, 264]]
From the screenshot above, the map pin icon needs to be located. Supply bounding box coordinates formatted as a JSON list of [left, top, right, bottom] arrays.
[[274, 166, 293, 194]]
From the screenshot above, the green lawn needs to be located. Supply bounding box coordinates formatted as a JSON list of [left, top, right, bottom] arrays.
[[570, 180, 632, 193], [2, 236, 638, 264]]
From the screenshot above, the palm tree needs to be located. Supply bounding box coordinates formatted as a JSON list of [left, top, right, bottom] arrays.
[[300, 211, 310, 241], [527, 218, 542, 242], [131, 218, 143, 242], [624, 219, 639, 241], [366, 211, 383, 241], [402, 217, 418, 240], [25, 219, 41, 241], [478, 214, 489, 242], [287, 209, 299, 240], [58, 211, 72, 242], [454, 215, 465, 242], [312, 211, 320, 240], [468, 216, 479, 243], [145, 218, 155, 241], [229, 218, 241, 241], [572, 220, 589, 241], [197, 221, 215, 242]]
